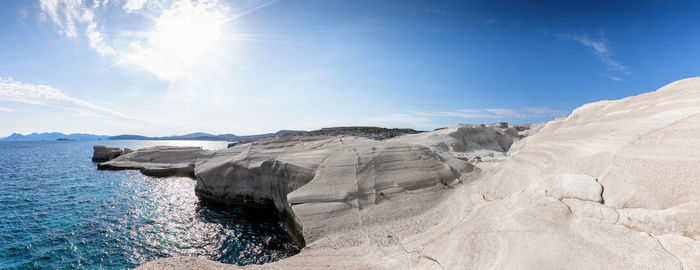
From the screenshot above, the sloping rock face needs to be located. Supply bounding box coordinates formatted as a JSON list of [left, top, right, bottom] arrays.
[[389, 123, 536, 162], [484, 77, 700, 230], [92, 145, 123, 162]]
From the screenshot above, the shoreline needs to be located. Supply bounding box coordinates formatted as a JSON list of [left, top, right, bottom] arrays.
[[96, 77, 700, 270]]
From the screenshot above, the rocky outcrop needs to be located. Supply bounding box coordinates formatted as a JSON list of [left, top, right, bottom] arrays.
[[192, 135, 476, 247], [97, 146, 204, 177], [390, 122, 534, 162], [132, 78, 700, 270], [99, 122, 528, 268], [91, 145, 123, 162]]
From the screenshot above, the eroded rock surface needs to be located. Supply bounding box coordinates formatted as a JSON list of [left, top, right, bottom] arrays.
[[389, 122, 534, 162], [131, 78, 700, 269], [193, 135, 476, 247], [97, 146, 204, 177]]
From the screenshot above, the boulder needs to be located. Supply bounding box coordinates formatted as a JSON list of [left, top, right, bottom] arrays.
[[92, 145, 123, 162]]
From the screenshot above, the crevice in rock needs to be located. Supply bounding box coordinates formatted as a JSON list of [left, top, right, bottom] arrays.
[[595, 177, 605, 205], [419, 253, 443, 268], [648, 233, 684, 270], [390, 232, 443, 269]]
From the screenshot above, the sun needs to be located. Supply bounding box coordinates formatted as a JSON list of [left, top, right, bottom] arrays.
[[149, 0, 229, 64], [119, 0, 251, 81]]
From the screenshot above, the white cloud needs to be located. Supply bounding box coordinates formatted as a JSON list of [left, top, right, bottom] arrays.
[[371, 114, 433, 126], [38, 0, 234, 81], [370, 107, 564, 129], [0, 106, 15, 112], [123, 0, 147, 12], [0, 77, 134, 120], [521, 107, 563, 115], [82, 8, 116, 55], [556, 33, 628, 74], [92, 0, 109, 9], [410, 107, 563, 120], [39, 0, 81, 38], [599, 73, 624, 81], [39, 0, 115, 55], [571, 35, 608, 54]]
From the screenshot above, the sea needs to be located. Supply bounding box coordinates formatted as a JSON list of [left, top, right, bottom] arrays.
[[0, 140, 299, 269]]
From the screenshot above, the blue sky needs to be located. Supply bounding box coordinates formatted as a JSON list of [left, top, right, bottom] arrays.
[[0, 0, 699, 137]]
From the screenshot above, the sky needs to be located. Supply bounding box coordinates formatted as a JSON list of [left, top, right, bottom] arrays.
[[1, 0, 699, 137]]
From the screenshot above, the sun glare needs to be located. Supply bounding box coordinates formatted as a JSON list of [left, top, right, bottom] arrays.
[[150, 1, 228, 62], [122, 0, 232, 80]]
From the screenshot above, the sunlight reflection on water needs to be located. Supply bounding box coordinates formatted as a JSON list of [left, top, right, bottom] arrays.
[[0, 140, 299, 269]]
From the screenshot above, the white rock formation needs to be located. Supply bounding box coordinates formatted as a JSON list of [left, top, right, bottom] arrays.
[[134, 78, 700, 269], [389, 123, 531, 162], [98, 146, 203, 177], [193, 135, 477, 247]]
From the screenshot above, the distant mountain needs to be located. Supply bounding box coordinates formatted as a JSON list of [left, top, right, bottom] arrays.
[[167, 132, 215, 139], [2, 130, 309, 142], [107, 134, 152, 140], [1, 132, 110, 141], [108, 130, 307, 142]]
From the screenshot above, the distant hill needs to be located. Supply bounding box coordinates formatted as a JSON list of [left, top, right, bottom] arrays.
[[166, 132, 216, 139], [1, 132, 110, 141], [303, 127, 424, 140], [2, 128, 420, 143], [107, 135, 152, 140], [108, 130, 307, 142]]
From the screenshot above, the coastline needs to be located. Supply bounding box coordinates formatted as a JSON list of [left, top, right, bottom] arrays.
[[94, 77, 700, 269]]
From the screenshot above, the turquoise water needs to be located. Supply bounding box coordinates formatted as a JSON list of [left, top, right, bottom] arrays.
[[0, 140, 299, 269]]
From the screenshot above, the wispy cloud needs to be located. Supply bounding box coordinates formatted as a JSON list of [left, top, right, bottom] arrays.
[[598, 73, 624, 81], [38, 0, 274, 82], [554, 32, 629, 80], [412, 107, 564, 119], [372, 107, 564, 127], [39, 0, 82, 38], [0, 106, 15, 112], [123, 0, 148, 13], [0, 77, 135, 120], [371, 113, 433, 126], [38, 0, 115, 55]]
